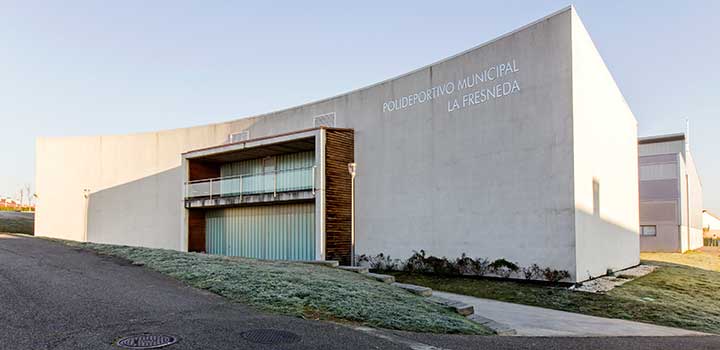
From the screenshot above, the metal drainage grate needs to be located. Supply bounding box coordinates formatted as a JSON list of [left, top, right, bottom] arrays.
[[240, 329, 301, 345], [115, 334, 178, 349]]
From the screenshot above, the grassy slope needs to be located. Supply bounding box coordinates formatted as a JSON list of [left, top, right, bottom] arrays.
[[394, 259, 720, 334], [642, 249, 720, 272], [0, 211, 34, 234], [54, 240, 489, 335]]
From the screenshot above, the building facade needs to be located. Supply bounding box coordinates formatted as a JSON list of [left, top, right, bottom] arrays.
[[35, 7, 640, 282], [183, 128, 354, 263], [639, 134, 703, 252], [703, 210, 720, 239]]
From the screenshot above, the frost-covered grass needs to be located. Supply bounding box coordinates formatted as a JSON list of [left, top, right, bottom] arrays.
[[54, 239, 490, 335], [0, 211, 34, 234]]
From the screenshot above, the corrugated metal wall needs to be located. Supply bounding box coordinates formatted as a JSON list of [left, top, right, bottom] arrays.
[[219, 151, 315, 194], [206, 202, 315, 260], [639, 141, 685, 157]]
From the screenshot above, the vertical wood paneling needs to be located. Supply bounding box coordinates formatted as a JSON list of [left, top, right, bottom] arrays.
[[188, 209, 206, 252], [324, 129, 354, 265], [188, 160, 220, 181]]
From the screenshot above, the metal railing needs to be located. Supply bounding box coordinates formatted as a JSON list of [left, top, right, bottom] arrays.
[[184, 166, 316, 200]]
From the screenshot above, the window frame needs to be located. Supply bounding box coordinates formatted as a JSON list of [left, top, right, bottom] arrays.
[[228, 131, 250, 143], [640, 225, 657, 237]]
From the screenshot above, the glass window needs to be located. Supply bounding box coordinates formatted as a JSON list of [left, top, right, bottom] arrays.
[[262, 156, 276, 173], [228, 131, 249, 143], [641, 225, 657, 236]]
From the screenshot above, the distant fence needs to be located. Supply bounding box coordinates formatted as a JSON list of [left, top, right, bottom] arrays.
[[704, 238, 720, 247], [0, 206, 34, 212]]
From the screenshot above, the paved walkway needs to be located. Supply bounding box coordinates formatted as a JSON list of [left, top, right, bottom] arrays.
[[432, 291, 708, 337]]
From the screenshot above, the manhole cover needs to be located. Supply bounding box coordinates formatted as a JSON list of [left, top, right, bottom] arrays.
[[115, 334, 178, 349], [240, 329, 301, 345]]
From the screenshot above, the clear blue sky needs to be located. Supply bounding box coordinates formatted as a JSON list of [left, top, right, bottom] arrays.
[[1, 1, 718, 212]]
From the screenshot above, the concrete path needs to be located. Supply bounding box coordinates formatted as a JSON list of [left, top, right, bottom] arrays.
[[433, 291, 708, 337]]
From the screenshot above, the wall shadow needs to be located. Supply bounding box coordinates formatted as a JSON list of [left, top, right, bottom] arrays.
[[574, 208, 640, 281], [86, 166, 184, 250]]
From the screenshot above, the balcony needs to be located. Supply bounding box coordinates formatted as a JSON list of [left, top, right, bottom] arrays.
[[184, 166, 316, 208]]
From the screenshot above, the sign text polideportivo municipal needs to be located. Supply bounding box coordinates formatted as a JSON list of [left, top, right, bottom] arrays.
[[382, 59, 521, 114]]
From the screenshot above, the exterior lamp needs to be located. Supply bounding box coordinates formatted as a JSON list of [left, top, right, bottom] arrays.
[[83, 189, 91, 241], [348, 163, 357, 266]]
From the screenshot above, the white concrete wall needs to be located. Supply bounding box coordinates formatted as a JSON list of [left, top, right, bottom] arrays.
[[679, 155, 689, 252], [36, 136, 102, 241], [684, 151, 704, 250], [570, 10, 640, 279], [346, 8, 577, 277], [36, 7, 639, 281], [36, 121, 256, 249], [704, 211, 720, 232]]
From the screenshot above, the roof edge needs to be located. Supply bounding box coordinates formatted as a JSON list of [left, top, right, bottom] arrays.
[[638, 133, 685, 145], [182, 126, 352, 156]]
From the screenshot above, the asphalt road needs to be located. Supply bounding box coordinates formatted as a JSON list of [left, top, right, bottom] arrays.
[[1, 234, 719, 350]]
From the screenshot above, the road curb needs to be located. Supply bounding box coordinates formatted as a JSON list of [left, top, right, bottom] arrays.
[[467, 314, 517, 336]]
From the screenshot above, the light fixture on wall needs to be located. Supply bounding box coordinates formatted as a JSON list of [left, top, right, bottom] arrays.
[[83, 188, 91, 242], [348, 163, 357, 266]]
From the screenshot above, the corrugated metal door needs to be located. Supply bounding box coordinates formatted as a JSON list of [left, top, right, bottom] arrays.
[[206, 203, 315, 260]]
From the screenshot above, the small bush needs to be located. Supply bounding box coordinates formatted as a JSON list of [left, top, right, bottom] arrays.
[[404, 250, 431, 273], [542, 268, 571, 282], [470, 257, 492, 276], [522, 264, 542, 280], [357, 253, 399, 272], [489, 258, 519, 278], [454, 253, 476, 275], [429, 256, 459, 276], [371, 250, 571, 283], [403, 251, 459, 275]]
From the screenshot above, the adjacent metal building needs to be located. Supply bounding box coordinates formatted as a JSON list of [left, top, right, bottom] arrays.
[[35, 7, 641, 282], [639, 133, 703, 252]]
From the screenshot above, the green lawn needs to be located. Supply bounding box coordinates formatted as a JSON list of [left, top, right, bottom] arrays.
[[393, 261, 720, 334], [642, 249, 720, 272], [48, 239, 490, 335]]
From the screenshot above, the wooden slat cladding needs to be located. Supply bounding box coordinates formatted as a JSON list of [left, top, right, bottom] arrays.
[[188, 160, 220, 181], [188, 209, 206, 252], [324, 129, 354, 265]]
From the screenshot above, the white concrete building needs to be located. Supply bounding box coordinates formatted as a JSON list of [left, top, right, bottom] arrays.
[[35, 7, 640, 282], [703, 210, 720, 239], [639, 133, 703, 252]]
